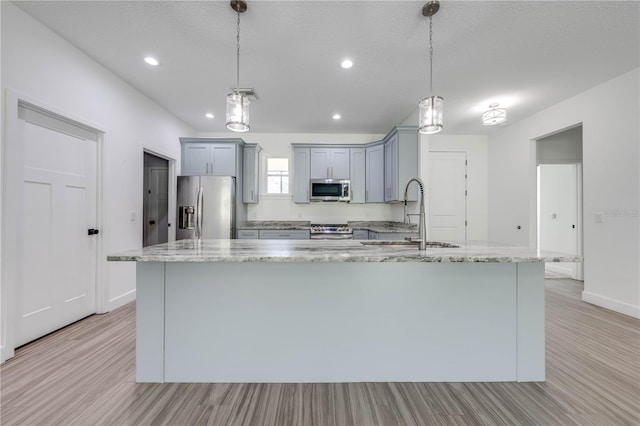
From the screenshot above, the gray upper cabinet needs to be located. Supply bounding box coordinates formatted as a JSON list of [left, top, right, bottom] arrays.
[[180, 138, 239, 176], [309, 148, 350, 179], [293, 148, 310, 203], [384, 134, 398, 202], [365, 143, 384, 203], [383, 127, 419, 202], [182, 143, 210, 176], [243, 144, 261, 203], [349, 148, 366, 203]]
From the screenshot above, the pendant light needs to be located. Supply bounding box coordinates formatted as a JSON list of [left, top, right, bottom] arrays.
[[226, 0, 250, 132], [418, 1, 444, 135], [482, 103, 507, 126]]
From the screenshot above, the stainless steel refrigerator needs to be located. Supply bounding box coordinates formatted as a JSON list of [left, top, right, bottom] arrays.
[[177, 176, 240, 240]]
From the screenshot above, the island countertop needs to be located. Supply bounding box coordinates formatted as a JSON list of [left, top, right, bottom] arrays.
[[107, 239, 581, 263]]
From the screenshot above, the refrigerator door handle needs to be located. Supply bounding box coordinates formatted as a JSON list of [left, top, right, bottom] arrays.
[[196, 186, 204, 239]]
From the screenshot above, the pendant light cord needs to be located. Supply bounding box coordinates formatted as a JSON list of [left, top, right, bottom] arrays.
[[236, 10, 241, 95], [429, 15, 434, 95]]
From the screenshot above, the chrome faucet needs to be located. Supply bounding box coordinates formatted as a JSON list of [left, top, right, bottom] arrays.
[[403, 177, 427, 250]]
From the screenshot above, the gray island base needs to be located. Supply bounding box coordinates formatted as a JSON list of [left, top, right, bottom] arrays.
[[108, 239, 581, 383]]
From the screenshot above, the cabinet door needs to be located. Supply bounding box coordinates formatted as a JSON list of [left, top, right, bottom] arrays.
[[259, 230, 310, 240], [353, 230, 369, 240], [293, 148, 310, 203], [242, 146, 259, 203], [366, 144, 384, 202], [349, 148, 365, 203], [368, 231, 379, 240], [309, 148, 330, 179], [329, 148, 350, 179], [384, 136, 398, 201], [182, 143, 210, 176], [211, 144, 236, 176]]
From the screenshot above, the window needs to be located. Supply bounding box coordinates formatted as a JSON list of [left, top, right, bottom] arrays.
[[267, 157, 289, 194]]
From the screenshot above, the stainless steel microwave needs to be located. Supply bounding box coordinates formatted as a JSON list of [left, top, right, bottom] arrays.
[[310, 179, 350, 202]]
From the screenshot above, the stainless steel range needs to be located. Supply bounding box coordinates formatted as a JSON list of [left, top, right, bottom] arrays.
[[310, 224, 353, 240]]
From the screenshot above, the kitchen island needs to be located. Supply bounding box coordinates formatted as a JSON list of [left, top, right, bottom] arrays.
[[108, 239, 580, 383]]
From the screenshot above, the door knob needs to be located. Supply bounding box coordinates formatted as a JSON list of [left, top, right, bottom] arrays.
[[88, 228, 99, 235]]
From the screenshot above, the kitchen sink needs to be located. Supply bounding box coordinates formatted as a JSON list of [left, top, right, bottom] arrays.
[[360, 240, 459, 248]]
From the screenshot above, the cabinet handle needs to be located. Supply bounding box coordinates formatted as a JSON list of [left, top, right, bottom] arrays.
[[366, 189, 368, 201], [206, 163, 209, 174], [251, 189, 254, 201]]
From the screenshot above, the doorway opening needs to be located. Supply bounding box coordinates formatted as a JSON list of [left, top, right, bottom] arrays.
[[143, 152, 169, 247], [536, 125, 583, 280]]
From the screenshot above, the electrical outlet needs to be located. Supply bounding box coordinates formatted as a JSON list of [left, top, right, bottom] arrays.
[[594, 212, 604, 223], [129, 211, 136, 222]]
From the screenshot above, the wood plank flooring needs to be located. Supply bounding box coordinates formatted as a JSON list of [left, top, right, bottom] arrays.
[[1, 278, 639, 425]]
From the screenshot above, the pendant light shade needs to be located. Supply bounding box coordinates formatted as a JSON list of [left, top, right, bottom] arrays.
[[226, 92, 250, 132], [419, 95, 444, 134], [418, 1, 443, 135], [226, 0, 250, 132]]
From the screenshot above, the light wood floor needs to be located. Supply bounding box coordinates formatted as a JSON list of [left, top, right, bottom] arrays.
[[1, 278, 639, 425]]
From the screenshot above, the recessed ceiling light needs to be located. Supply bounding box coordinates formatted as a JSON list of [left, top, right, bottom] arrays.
[[205, 113, 215, 119], [341, 59, 353, 69], [333, 114, 341, 120], [144, 56, 159, 66]]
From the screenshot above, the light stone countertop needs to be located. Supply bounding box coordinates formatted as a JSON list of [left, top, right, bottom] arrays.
[[238, 220, 417, 233], [348, 221, 418, 233], [107, 239, 582, 263], [239, 221, 311, 230]]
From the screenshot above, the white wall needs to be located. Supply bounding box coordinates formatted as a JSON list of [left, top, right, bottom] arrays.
[[422, 134, 488, 241], [198, 132, 410, 223], [1, 3, 196, 360], [488, 68, 640, 318]]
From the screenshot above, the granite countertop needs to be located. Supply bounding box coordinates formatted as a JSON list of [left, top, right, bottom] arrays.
[[108, 239, 582, 263], [240, 221, 311, 230], [348, 221, 418, 233], [239, 220, 417, 233]]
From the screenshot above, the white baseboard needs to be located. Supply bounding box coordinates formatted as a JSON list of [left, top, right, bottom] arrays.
[[1, 344, 14, 365], [108, 289, 136, 311], [582, 291, 640, 319]]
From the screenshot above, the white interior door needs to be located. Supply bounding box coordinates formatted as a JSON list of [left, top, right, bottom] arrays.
[[17, 108, 97, 347], [538, 164, 579, 278], [147, 167, 169, 246], [428, 152, 467, 241]]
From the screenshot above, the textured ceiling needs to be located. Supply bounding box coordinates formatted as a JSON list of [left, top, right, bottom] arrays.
[[14, 1, 640, 134]]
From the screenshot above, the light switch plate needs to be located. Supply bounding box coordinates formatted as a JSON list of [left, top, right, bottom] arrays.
[[594, 212, 604, 223]]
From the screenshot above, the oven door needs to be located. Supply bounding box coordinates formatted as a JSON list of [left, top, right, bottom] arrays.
[[310, 233, 354, 240]]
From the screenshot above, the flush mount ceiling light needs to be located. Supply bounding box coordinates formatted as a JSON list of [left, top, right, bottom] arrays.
[[205, 113, 214, 119], [418, 1, 444, 135], [482, 103, 507, 126], [332, 113, 342, 120], [226, 0, 250, 132], [341, 59, 353, 69], [144, 56, 159, 66]]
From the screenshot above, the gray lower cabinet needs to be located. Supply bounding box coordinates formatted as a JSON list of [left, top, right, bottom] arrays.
[[259, 230, 310, 240], [349, 148, 365, 203], [237, 229, 259, 239], [368, 231, 379, 240], [293, 148, 310, 203], [377, 232, 416, 241], [353, 230, 369, 240]]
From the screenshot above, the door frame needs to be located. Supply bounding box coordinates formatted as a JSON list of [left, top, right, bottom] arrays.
[[141, 148, 177, 243], [1, 89, 107, 363]]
